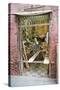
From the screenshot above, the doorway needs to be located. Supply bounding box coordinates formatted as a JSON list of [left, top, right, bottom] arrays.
[[19, 14, 50, 78]]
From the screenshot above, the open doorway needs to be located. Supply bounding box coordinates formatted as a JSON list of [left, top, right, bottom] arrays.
[[19, 13, 50, 77]]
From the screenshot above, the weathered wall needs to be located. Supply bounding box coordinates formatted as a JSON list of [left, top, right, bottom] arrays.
[[9, 3, 32, 75], [9, 3, 58, 78], [49, 7, 58, 78], [9, 14, 20, 75]]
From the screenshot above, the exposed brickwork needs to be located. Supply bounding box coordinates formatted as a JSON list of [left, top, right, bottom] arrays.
[[10, 62, 19, 75], [49, 7, 58, 78], [9, 14, 20, 75]]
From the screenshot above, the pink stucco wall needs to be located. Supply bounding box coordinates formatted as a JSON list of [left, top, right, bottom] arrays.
[[9, 3, 58, 78]]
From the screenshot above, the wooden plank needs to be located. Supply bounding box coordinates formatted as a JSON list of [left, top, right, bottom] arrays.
[[28, 50, 40, 62], [23, 60, 44, 63], [20, 23, 49, 28], [19, 26, 23, 75], [23, 60, 49, 64], [22, 41, 29, 69]]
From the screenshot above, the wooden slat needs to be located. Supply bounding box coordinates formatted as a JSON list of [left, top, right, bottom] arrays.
[[20, 23, 49, 28], [23, 60, 44, 63], [19, 25, 23, 75], [28, 50, 40, 62], [23, 60, 49, 64]]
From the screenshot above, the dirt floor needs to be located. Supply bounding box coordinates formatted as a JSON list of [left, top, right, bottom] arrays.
[[23, 63, 48, 77]]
